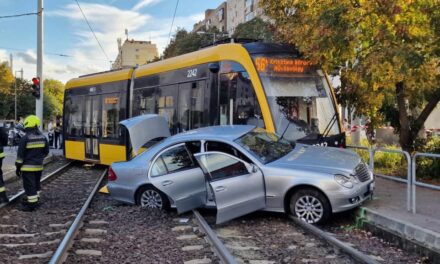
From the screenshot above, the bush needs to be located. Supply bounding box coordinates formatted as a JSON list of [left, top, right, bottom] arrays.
[[414, 136, 440, 183]]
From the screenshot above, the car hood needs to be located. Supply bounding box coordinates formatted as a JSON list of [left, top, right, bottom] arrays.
[[119, 114, 170, 156], [269, 144, 361, 174]]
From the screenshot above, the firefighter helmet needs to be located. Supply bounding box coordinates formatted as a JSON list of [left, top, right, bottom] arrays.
[[23, 115, 41, 129]]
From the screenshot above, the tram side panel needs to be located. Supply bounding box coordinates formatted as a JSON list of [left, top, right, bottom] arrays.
[[64, 80, 130, 165]]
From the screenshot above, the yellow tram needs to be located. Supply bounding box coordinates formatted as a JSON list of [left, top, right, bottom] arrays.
[[63, 42, 344, 165]]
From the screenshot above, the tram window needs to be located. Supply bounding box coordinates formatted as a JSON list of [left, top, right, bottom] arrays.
[[102, 93, 120, 139], [134, 87, 156, 116], [219, 61, 262, 127], [158, 84, 177, 134], [178, 81, 205, 132], [65, 95, 84, 138]]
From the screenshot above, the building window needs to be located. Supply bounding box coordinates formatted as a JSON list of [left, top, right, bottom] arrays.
[[218, 8, 224, 21], [135, 55, 140, 59]]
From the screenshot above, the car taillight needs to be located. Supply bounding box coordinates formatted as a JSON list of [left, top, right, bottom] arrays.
[[108, 166, 117, 181]]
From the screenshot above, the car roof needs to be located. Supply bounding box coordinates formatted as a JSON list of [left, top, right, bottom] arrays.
[[166, 125, 256, 143]]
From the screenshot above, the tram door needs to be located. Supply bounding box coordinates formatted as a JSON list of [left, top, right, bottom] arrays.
[[84, 95, 101, 160]]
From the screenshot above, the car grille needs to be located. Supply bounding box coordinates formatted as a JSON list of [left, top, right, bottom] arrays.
[[355, 163, 371, 182]]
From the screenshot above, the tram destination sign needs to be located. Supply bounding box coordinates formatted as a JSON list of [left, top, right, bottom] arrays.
[[254, 57, 316, 75]]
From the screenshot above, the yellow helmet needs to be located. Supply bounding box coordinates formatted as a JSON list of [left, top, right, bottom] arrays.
[[23, 115, 41, 128]]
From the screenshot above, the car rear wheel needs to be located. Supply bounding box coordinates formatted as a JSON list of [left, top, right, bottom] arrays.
[[136, 186, 170, 210], [289, 188, 331, 224]]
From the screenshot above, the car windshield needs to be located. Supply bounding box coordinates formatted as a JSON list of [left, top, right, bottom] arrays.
[[252, 54, 340, 142], [234, 128, 293, 164]]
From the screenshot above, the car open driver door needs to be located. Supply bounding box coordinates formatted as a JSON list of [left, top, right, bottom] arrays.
[[195, 151, 266, 224]]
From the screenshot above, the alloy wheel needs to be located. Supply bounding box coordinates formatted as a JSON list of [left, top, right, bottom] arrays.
[[294, 195, 324, 224], [140, 189, 163, 209]]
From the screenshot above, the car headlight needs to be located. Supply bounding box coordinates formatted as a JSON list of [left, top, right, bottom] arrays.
[[334, 174, 354, 189]]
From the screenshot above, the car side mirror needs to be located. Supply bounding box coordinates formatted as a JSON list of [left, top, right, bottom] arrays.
[[246, 163, 258, 174]]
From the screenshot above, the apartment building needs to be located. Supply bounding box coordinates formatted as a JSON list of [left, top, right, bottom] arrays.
[[226, 0, 263, 34], [192, 2, 227, 33], [111, 38, 159, 70]]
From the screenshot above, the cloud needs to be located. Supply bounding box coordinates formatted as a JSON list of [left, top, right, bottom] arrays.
[[16, 52, 37, 64], [132, 0, 162, 11], [30, 2, 206, 82]]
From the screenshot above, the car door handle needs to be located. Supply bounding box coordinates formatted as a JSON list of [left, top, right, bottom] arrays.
[[215, 186, 226, 192], [161, 180, 173, 186]]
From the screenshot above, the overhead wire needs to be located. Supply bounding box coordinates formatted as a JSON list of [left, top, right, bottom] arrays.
[[74, 0, 111, 64], [0, 11, 40, 19], [167, 0, 180, 45], [0, 46, 72, 57]]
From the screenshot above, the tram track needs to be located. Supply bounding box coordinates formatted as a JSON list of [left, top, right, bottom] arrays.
[[0, 163, 105, 263], [192, 210, 382, 264]]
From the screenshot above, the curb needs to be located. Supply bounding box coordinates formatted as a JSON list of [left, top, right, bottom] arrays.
[[359, 207, 440, 262]]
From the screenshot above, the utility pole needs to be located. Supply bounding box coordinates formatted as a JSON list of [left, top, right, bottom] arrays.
[[14, 69, 24, 122], [36, 0, 44, 129]]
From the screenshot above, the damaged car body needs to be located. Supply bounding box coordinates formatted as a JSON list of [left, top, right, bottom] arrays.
[[108, 115, 374, 224]]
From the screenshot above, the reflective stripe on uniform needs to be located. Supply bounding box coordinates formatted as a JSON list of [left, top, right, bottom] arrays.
[[0, 152, 5, 158], [27, 195, 39, 203], [21, 165, 43, 171], [0, 186, 5, 192], [26, 141, 46, 149], [16, 159, 23, 164]]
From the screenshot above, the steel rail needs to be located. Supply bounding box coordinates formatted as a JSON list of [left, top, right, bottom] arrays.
[[193, 210, 237, 264], [0, 161, 72, 209], [289, 216, 380, 264], [49, 168, 107, 264]]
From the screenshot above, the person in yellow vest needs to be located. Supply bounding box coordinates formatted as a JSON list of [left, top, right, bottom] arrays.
[[0, 125, 8, 204], [15, 115, 49, 211]]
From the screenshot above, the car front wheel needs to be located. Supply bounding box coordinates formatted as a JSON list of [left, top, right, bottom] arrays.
[[136, 186, 170, 210], [289, 188, 331, 224]]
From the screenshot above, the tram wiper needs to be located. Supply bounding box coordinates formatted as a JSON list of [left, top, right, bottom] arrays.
[[321, 113, 338, 139]]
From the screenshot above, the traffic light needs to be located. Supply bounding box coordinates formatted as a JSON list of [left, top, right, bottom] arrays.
[[31, 77, 40, 99]]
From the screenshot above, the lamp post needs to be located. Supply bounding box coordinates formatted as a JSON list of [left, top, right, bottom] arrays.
[[14, 69, 23, 122], [196, 31, 229, 44]]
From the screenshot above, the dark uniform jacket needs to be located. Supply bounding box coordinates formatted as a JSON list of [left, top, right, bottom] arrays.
[[16, 128, 49, 171], [0, 127, 7, 159]]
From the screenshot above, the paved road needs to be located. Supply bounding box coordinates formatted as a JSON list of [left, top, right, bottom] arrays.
[[2, 147, 63, 182], [364, 176, 440, 234]]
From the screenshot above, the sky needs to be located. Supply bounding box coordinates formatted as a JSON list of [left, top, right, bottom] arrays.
[[0, 0, 224, 83]]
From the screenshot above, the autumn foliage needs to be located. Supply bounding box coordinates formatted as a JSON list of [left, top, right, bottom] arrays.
[[261, 0, 440, 151]]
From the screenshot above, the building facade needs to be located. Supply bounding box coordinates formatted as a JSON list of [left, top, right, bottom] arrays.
[[111, 38, 159, 70], [193, 2, 227, 33], [226, 0, 263, 34]]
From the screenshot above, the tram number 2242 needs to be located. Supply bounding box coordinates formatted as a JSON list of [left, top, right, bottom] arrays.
[[187, 68, 198, 78]]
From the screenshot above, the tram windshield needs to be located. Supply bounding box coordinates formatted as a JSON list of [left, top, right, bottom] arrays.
[[252, 54, 340, 142]]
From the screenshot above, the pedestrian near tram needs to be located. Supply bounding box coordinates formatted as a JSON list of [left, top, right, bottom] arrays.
[[15, 115, 49, 212], [0, 126, 9, 204]]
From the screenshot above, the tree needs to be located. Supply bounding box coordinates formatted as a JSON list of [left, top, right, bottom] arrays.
[[261, 0, 440, 152], [163, 26, 227, 59], [43, 79, 64, 119], [232, 17, 274, 41], [0, 62, 13, 96]]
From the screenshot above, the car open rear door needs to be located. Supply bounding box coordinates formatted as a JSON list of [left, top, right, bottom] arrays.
[[149, 143, 207, 214], [195, 152, 266, 224]]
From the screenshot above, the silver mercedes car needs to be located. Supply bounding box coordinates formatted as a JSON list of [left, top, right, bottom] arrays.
[[108, 115, 374, 224]]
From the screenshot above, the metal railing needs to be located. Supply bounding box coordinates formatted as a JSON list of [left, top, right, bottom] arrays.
[[411, 152, 440, 214], [347, 145, 439, 214]]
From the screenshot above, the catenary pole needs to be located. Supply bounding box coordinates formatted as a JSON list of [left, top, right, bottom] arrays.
[[36, 0, 44, 129]]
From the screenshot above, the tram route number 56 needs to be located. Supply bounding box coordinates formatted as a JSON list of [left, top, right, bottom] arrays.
[[187, 68, 197, 78]]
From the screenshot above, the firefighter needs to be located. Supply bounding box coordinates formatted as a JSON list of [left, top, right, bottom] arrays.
[[15, 115, 49, 211], [0, 125, 9, 204]]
